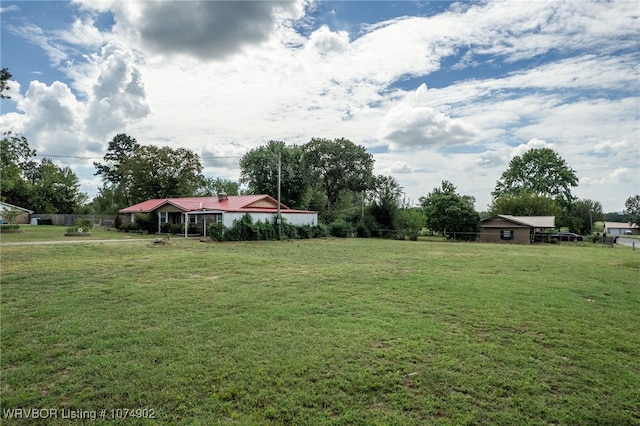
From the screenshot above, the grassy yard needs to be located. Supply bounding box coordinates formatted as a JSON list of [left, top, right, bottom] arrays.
[[0, 225, 159, 243], [1, 236, 638, 425]]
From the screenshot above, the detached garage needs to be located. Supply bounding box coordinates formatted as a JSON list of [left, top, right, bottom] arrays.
[[479, 215, 555, 244]]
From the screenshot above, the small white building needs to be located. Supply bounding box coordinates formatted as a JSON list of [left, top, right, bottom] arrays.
[[120, 194, 318, 236]]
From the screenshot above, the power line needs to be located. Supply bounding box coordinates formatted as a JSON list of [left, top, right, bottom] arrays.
[[36, 154, 243, 160]]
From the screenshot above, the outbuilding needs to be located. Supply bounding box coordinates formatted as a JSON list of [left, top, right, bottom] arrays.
[[0, 201, 34, 224], [479, 215, 555, 244], [603, 221, 639, 236], [120, 193, 318, 237]]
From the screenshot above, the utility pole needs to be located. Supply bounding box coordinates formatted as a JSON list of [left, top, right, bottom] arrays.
[[277, 152, 281, 240]]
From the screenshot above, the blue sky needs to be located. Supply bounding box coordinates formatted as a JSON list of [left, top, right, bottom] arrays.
[[1, 0, 638, 212]]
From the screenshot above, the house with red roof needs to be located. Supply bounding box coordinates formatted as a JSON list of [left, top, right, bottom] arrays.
[[119, 193, 317, 236]]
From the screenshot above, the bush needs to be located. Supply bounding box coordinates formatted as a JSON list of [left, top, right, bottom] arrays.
[[208, 214, 327, 242], [126, 213, 158, 234], [297, 224, 314, 239], [355, 220, 371, 238], [75, 218, 93, 229], [209, 222, 227, 241], [330, 219, 353, 238], [313, 224, 329, 238], [0, 224, 20, 230], [114, 215, 122, 230], [66, 218, 93, 233]]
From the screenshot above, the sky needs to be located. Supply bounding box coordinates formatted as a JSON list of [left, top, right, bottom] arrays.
[[0, 0, 638, 212]]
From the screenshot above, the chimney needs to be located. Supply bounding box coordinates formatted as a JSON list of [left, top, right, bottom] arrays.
[[217, 192, 228, 202]]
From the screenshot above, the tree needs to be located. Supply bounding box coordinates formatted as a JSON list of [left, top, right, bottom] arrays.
[[304, 137, 374, 222], [29, 158, 88, 213], [367, 175, 404, 233], [1, 68, 11, 99], [571, 199, 604, 235], [3, 207, 20, 224], [94, 133, 140, 208], [492, 148, 578, 207], [124, 145, 204, 203], [490, 192, 562, 218], [196, 177, 240, 197], [239, 141, 310, 208], [420, 180, 480, 240], [396, 208, 426, 240], [624, 195, 640, 225], [0, 132, 36, 204]]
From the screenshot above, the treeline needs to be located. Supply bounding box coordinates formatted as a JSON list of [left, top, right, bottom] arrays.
[[2, 131, 639, 238]]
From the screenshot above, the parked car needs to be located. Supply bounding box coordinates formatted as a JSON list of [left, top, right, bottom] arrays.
[[551, 232, 583, 242]]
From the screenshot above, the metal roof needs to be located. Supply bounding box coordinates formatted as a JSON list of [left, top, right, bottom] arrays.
[[119, 195, 316, 214], [482, 215, 555, 228]]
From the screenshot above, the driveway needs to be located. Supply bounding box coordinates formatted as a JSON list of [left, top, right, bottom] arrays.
[[615, 237, 639, 248]]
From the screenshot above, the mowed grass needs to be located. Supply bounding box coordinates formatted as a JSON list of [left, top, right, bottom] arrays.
[[1, 236, 639, 425], [0, 225, 158, 243]]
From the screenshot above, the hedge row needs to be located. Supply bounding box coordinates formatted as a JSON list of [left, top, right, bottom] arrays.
[[209, 214, 328, 242]]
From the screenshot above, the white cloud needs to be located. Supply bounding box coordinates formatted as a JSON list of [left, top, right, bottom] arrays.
[[306, 25, 349, 55], [84, 44, 150, 137], [377, 84, 478, 150], [3, 0, 639, 211], [511, 139, 555, 158]]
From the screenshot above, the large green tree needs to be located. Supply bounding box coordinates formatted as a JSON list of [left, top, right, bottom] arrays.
[[239, 141, 310, 209], [624, 195, 640, 225], [304, 137, 374, 221], [1, 132, 35, 205], [492, 148, 578, 207], [29, 158, 88, 213], [420, 180, 481, 240], [93, 133, 140, 208], [124, 145, 204, 203], [367, 175, 404, 232], [1, 132, 87, 212], [489, 192, 562, 218], [196, 177, 240, 197], [571, 199, 604, 235]]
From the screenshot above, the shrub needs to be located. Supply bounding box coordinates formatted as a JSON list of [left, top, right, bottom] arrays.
[[209, 222, 226, 241], [0, 224, 20, 230], [330, 219, 353, 238], [75, 218, 93, 229], [297, 224, 314, 239], [313, 224, 329, 238], [355, 220, 371, 238], [114, 215, 122, 230], [132, 213, 158, 234]]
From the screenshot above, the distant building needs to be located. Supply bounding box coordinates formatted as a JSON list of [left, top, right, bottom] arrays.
[[603, 222, 639, 236], [120, 194, 318, 236], [479, 215, 555, 244], [0, 201, 34, 224]]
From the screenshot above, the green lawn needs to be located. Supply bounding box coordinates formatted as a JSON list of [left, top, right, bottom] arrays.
[[0, 225, 159, 243], [1, 236, 638, 425]]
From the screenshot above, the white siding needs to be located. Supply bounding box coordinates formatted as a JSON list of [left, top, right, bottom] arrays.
[[222, 212, 317, 227], [282, 213, 317, 226]]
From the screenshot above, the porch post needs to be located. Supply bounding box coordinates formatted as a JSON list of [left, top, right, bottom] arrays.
[[157, 212, 161, 234], [184, 213, 188, 238]]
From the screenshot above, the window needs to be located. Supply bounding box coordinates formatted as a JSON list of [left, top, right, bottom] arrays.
[[500, 230, 514, 240], [159, 212, 168, 223], [189, 215, 198, 224]]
